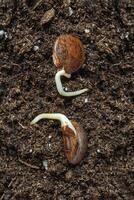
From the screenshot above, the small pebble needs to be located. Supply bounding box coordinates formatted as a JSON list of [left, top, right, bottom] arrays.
[[29, 149, 33, 153], [125, 32, 129, 39], [120, 33, 124, 40], [43, 160, 48, 170], [33, 45, 39, 51], [64, 87, 68, 91], [68, 7, 73, 16], [48, 135, 52, 139], [84, 29, 90, 33], [84, 98, 88, 103], [97, 149, 101, 153], [0, 30, 5, 39], [4, 32, 8, 39]]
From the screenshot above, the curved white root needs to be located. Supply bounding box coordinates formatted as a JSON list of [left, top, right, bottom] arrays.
[[55, 69, 88, 97], [30, 113, 76, 134]]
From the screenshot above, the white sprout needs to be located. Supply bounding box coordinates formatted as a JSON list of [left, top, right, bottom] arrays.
[[30, 113, 76, 134], [55, 69, 88, 97]]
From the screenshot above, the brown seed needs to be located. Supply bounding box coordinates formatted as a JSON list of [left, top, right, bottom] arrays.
[[53, 34, 85, 74], [62, 121, 87, 165], [40, 8, 55, 25]]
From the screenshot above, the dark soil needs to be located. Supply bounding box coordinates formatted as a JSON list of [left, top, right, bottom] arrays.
[[0, 0, 134, 199]]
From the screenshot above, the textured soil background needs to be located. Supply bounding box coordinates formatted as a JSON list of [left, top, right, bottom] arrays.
[[0, 0, 134, 199]]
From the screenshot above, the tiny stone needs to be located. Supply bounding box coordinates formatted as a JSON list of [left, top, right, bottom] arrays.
[[125, 32, 129, 39], [48, 135, 52, 139], [120, 33, 124, 40], [4, 32, 8, 39], [68, 7, 73, 16], [85, 29, 90, 33], [29, 149, 32, 153], [43, 160, 48, 170], [84, 98, 88, 103], [97, 149, 101, 153], [33, 45, 39, 51], [0, 30, 5, 39], [64, 87, 68, 91]]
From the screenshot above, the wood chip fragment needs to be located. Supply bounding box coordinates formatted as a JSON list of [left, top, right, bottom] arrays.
[[40, 8, 55, 25]]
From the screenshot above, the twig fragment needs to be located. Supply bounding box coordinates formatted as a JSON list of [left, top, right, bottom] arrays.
[[18, 159, 39, 169]]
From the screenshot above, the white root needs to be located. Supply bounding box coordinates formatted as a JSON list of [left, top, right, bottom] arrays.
[[55, 69, 88, 97], [30, 113, 76, 134]]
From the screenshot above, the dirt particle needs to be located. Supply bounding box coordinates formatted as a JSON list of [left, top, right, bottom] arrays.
[[63, 0, 71, 7], [65, 170, 73, 181]]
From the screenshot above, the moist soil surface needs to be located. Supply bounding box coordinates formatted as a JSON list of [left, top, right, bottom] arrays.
[[0, 1, 134, 200]]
